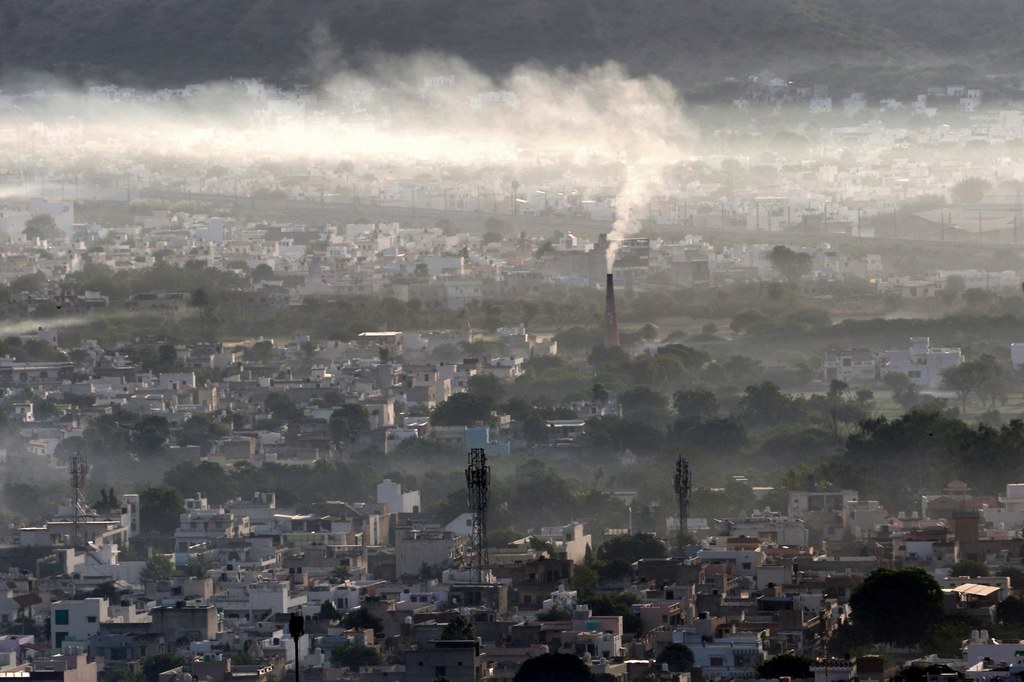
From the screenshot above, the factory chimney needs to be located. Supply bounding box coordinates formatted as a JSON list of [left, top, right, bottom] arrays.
[[604, 273, 620, 347]]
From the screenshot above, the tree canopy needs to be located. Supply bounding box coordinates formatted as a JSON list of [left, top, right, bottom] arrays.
[[849, 568, 944, 645], [756, 654, 813, 679], [768, 245, 813, 285], [512, 653, 591, 682], [597, 533, 667, 565], [23, 214, 64, 241]]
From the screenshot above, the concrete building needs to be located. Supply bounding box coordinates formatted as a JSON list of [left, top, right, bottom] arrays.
[[376, 479, 420, 514], [150, 603, 219, 642], [822, 349, 876, 383], [51, 598, 111, 650], [395, 530, 463, 579], [878, 337, 962, 389], [174, 494, 251, 552], [404, 640, 485, 682]]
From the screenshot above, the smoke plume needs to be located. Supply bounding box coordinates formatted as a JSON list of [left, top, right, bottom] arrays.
[[0, 52, 695, 245]]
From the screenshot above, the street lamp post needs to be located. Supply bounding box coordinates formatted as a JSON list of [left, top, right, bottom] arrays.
[[288, 613, 304, 682]]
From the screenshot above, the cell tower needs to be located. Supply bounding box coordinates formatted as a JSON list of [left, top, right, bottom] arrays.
[[70, 448, 88, 548], [673, 456, 691, 555], [465, 448, 491, 583]]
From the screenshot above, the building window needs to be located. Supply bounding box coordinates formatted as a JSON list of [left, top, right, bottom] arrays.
[[55, 610, 69, 625], [87, 616, 97, 623]]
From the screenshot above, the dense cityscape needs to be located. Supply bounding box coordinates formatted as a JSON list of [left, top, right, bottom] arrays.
[[9, 4, 1024, 682]]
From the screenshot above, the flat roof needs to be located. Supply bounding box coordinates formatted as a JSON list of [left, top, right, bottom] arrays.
[[947, 583, 1001, 597]]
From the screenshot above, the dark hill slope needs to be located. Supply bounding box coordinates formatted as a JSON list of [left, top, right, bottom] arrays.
[[0, 0, 1021, 92]]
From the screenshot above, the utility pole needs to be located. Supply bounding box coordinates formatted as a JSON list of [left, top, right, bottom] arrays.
[[288, 613, 304, 682]]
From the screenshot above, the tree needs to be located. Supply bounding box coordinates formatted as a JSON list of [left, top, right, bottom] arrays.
[[597, 533, 666, 565], [163, 461, 237, 504], [139, 486, 185, 535], [951, 176, 992, 204], [23, 214, 63, 242], [93, 487, 119, 512], [949, 559, 989, 577], [186, 554, 213, 578], [669, 416, 748, 454], [467, 374, 505, 403], [141, 654, 185, 682], [342, 608, 384, 633], [849, 568, 944, 645], [997, 595, 1024, 624], [673, 388, 718, 422], [768, 245, 813, 285], [86, 581, 126, 601], [942, 274, 966, 304], [536, 605, 573, 621], [264, 392, 302, 421], [178, 413, 229, 454], [133, 415, 170, 457], [319, 599, 341, 621], [655, 643, 698, 674], [331, 643, 383, 670], [190, 287, 219, 341], [329, 404, 371, 444], [430, 393, 495, 426], [739, 381, 801, 428], [618, 386, 672, 428], [756, 654, 813, 679], [513, 653, 591, 682], [82, 413, 132, 457], [999, 566, 1024, 590], [943, 355, 1001, 413], [883, 372, 922, 411], [587, 592, 645, 634], [440, 615, 477, 640], [252, 263, 276, 282], [140, 554, 177, 581]]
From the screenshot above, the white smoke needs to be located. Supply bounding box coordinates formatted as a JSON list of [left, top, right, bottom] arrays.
[[0, 314, 98, 337], [0, 52, 695, 246]]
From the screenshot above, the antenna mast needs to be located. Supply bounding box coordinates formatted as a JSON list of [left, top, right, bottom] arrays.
[[673, 456, 691, 555], [70, 448, 88, 548], [465, 448, 490, 582]]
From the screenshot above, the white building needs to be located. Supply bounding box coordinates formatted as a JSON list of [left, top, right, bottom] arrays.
[[376, 479, 421, 514], [981, 483, 1024, 529], [822, 349, 876, 383], [672, 628, 767, 678], [1011, 344, 1024, 371], [877, 337, 962, 389], [51, 598, 112, 650]]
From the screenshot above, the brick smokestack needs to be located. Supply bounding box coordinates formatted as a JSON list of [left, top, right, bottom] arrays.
[[604, 273, 620, 347]]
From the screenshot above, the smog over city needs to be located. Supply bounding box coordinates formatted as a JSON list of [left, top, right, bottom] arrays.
[[7, 2, 1024, 677]]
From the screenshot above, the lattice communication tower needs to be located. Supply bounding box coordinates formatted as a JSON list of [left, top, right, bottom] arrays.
[[673, 456, 691, 554], [70, 448, 89, 548], [465, 448, 491, 582]]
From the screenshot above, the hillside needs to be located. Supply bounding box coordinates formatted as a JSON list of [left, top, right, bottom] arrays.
[[1, 0, 1023, 95]]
